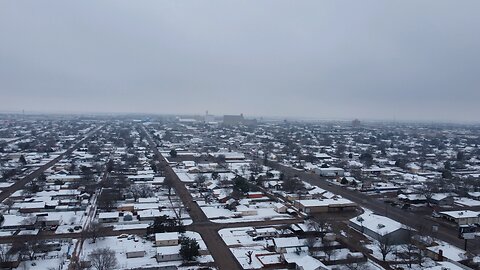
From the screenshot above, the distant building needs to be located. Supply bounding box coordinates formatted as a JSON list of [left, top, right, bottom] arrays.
[[352, 119, 361, 127], [223, 114, 257, 125], [223, 114, 245, 125], [314, 167, 344, 177]]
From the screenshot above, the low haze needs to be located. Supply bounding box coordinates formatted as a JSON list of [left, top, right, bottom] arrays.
[[1, 1, 480, 122]]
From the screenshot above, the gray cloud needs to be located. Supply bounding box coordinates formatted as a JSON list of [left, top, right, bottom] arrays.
[[1, 0, 479, 122]]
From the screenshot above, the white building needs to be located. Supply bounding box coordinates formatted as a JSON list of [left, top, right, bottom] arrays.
[[349, 212, 411, 244], [314, 167, 344, 177], [155, 232, 179, 247], [440, 210, 480, 225]]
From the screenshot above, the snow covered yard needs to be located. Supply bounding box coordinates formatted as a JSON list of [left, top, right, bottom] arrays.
[[16, 240, 73, 270], [219, 227, 272, 269], [80, 231, 213, 269]]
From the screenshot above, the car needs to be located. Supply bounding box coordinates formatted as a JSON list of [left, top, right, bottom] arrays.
[[68, 228, 74, 233], [74, 226, 82, 230], [117, 234, 128, 239]]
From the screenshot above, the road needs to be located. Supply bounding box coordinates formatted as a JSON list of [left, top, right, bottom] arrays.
[[139, 125, 244, 270], [0, 125, 104, 203], [262, 159, 480, 252]]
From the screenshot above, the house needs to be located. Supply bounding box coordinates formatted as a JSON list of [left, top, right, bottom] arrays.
[[254, 227, 278, 238], [314, 167, 344, 177], [272, 237, 305, 253], [1, 215, 36, 230], [294, 198, 357, 214], [430, 193, 454, 206], [155, 232, 179, 247], [182, 161, 196, 168], [426, 242, 467, 263], [36, 214, 61, 227], [98, 212, 120, 223], [156, 246, 181, 262], [295, 255, 331, 270], [467, 192, 480, 200], [16, 202, 45, 213], [398, 194, 427, 204], [126, 249, 146, 259], [256, 253, 283, 268], [314, 153, 332, 161], [273, 203, 287, 213], [236, 205, 258, 216], [439, 210, 480, 225], [349, 212, 411, 244], [361, 167, 391, 176], [46, 175, 82, 183], [137, 209, 163, 221], [247, 192, 264, 199], [127, 174, 154, 182]]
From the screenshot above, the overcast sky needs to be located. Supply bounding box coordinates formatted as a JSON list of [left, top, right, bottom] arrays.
[[1, 1, 479, 122]]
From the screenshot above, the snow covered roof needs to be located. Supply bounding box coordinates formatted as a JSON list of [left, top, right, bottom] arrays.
[[1, 215, 35, 227], [155, 232, 179, 242], [297, 198, 355, 207], [350, 212, 403, 236], [440, 210, 480, 219], [273, 237, 303, 248], [156, 245, 180, 256], [98, 212, 119, 219], [295, 255, 330, 270]]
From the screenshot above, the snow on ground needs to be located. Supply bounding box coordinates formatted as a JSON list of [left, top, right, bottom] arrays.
[[82, 236, 163, 269], [219, 227, 274, 269], [81, 231, 213, 269], [17, 240, 73, 270], [335, 260, 385, 270], [426, 241, 467, 262]]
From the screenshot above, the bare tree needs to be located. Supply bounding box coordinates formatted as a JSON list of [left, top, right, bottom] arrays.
[[128, 184, 154, 201], [245, 250, 254, 264], [401, 241, 419, 268], [13, 240, 36, 261], [249, 163, 263, 175], [306, 218, 329, 242], [88, 248, 118, 270], [164, 177, 173, 197], [419, 182, 435, 206], [0, 244, 12, 264], [3, 199, 14, 214], [194, 174, 207, 186], [84, 221, 102, 243], [322, 238, 337, 261], [305, 236, 317, 255], [377, 234, 395, 261], [282, 177, 304, 193]]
